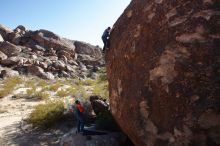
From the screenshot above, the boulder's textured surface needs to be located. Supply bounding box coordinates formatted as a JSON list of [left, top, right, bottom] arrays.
[[0, 69, 19, 78], [0, 34, 4, 42], [107, 1, 220, 146], [0, 41, 21, 57], [90, 96, 109, 115], [1, 56, 24, 66], [74, 41, 102, 58], [31, 29, 75, 58], [0, 51, 7, 61], [27, 65, 54, 80], [0, 24, 13, 40]]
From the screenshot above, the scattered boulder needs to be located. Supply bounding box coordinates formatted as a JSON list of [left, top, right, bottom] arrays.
[[0, 41, 21, 57], [0, 51, 7, 61], [107, 1, 220, 146], [74, 41, 102, 58], [27, 65, 54, 80], [43, 72, 55, 80], [0, 34, 4, 42], [15, 25, 26, 32], [90, 96, 109, 115], [0, 24, 13, 40], [8, 32, 21, 45], [1, 56, 24, 66], [0, 69, 19, 78], [57, 50, 73, 60], [52, 60, 66, 71]]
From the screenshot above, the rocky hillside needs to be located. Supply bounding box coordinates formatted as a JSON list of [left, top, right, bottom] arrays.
[[107, 0, 219, 146], [0, 24, 104, 79]]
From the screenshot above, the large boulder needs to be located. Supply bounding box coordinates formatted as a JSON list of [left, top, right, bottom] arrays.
[[31, 30, 75, 58], [77, 54, 104, 67], [0, 41, 21, 57], [0, 24, 13, 41], [106, 1, 220, 146], [8, 32, 21, 45], [90, 96, 109, 115], [74, 41, 102, 58]]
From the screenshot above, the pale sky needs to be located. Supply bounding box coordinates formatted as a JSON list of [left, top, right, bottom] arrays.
[[0, 0, 131, 46]]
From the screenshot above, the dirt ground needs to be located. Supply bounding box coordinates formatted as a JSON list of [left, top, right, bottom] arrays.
[[0, 96, 73, 146]]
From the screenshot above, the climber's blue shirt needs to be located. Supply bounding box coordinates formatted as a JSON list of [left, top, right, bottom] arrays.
[[102, 29, 109, 40]]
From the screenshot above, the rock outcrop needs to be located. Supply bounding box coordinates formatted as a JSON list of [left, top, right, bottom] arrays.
[[107, 1, 220, 146], [0, 41, 21, 57], [74, 41, 102, 59], [0, 24, 13, 40], [0, 24, 104, 79]]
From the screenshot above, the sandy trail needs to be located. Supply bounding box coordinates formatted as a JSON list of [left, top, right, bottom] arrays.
[[0, 96, 67, 146]]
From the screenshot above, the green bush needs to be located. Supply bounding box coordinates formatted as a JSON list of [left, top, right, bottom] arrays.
[[28, 100, 65, 128], [95, 111, 120, 132]]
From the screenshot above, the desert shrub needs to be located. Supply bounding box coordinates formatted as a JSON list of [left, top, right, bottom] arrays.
[[34, 91, 50, 100], [0, 76, 23, 97], [24, 78, 36, 87], [26, 87, 37, 97], [28, 100, 65, 128], [48, 83, 61, 92], [66, 85, 89, 99], [56, 89, 69, 97], [0, 108, 7, 113], [82, 79, 96, 86], [97, 67, 108, 82], [25, 87, 49, 100], [66, 86, 77, 96], [95, 111, 120, 131], [37, 79, 48, 88], [93, 82, 109, 99]]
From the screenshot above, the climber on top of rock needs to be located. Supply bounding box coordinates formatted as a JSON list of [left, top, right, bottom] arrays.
[[101, 27, 111, 53]]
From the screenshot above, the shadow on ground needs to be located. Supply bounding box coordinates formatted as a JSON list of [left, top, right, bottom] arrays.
[[2, 118, 75, 146]]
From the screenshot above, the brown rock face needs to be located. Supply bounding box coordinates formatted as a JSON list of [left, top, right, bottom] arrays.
[[107, 1, 220, 146], [0, 24, 13, 40], [31, 29, 75, 58], [0, 41, 21, 57]]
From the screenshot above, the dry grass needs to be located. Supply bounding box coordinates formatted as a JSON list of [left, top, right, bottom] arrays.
[[0, 76, 23, 98], [0, 108, 8, 113]]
